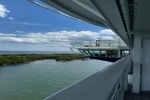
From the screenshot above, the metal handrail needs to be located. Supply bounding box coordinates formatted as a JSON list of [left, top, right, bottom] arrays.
[[71, 40, 128, 49]]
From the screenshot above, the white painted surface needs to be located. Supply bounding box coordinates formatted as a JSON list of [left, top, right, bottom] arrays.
[[142, 39, 150, 91], [133, 33, 141, 93], [118, 49, 121, 58], [122, 64, 129, 91], [128, 74, 133, 85]]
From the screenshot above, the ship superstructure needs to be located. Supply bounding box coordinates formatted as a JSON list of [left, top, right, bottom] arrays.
[[28, 0, 150, 100]]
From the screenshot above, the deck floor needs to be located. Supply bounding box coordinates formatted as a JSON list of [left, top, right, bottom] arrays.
[[123, 91, 150, 100]]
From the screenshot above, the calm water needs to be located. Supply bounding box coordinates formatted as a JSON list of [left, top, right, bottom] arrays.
[[0, 59, 112, 100]]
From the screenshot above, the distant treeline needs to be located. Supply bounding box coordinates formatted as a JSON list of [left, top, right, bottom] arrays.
[[0, 54, 84, 66]]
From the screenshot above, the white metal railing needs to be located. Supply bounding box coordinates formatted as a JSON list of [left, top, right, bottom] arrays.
[[44, 55, 132, 100], [110, 55, 132, 100], [70, 40, 129, 49]]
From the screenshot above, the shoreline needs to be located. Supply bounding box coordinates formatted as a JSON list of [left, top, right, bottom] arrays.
[[0, 54, 84, 66]]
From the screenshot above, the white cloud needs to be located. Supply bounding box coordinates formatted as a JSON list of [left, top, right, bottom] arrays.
[[0, 31, 99, 46], [0, 29, 117, 50], [0, 4, 10, 17], [0, 37, 38, 43], [9, 17, 14, 20], [0, 33, 16, 37], [15, 22, 51, 26], [99, 29, 115, 35], [101, 36, 114, 40], [15, 31, 24, 33]]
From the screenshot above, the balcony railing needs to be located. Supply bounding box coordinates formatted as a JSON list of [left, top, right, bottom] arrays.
[[44, 55, 132, 100], [70, 40, 129, 49]]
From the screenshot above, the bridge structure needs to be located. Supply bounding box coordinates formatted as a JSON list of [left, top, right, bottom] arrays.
[[28, 0, 150, 100]]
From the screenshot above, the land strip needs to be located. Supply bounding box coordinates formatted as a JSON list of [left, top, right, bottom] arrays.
[[0, 54, 84, 66]]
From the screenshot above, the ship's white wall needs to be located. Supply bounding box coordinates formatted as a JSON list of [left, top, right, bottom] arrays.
[[141, 39, 150, 91], [133, 33, 141, 93]]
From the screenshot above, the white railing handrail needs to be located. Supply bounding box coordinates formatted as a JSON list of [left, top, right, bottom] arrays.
[[71, 40, 129, 49]]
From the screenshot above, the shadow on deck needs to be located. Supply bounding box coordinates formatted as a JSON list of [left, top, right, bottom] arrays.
[[124, 91, 150, 100], [123, 85, 150, 100]]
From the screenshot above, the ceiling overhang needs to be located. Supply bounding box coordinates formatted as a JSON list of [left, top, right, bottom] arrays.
[[42, 0, 110, 28], [36, 0, 133, 48]]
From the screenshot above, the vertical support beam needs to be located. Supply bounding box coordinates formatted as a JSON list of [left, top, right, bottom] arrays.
[[128, 49, 133, 74], [120, 50, 122, 57], [105, 50, 107, 57], [100, 50, 101, 56], [130, 49, 133, 54], [141, 40, 150, 91], [133, 33, 141, 93], [122, 61, 131, 91], [122, 67, 128, 91], [118, 49, 121, 58], [93, 50, 95, 57]]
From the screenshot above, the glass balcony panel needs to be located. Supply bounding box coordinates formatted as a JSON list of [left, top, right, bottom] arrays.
[[79, 50, 88, 56], [71, 39, 129, 49], [94, 51, 100, 56], [122, 50, 130, 57], [89, 50, 95, 57], [84, 50, 90, 56], [101, 50, 106, 57]]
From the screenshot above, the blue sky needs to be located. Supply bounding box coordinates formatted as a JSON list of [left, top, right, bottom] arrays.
[[0, 0, 115, 51]]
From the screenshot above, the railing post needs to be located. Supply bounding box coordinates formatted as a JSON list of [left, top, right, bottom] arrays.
[[118, 49, 121, 58], [105, 50, 107, 57], [122, 62, 130, 91]]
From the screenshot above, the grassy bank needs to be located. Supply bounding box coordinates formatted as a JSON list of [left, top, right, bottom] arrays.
[[0, 54, 84, 66]]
